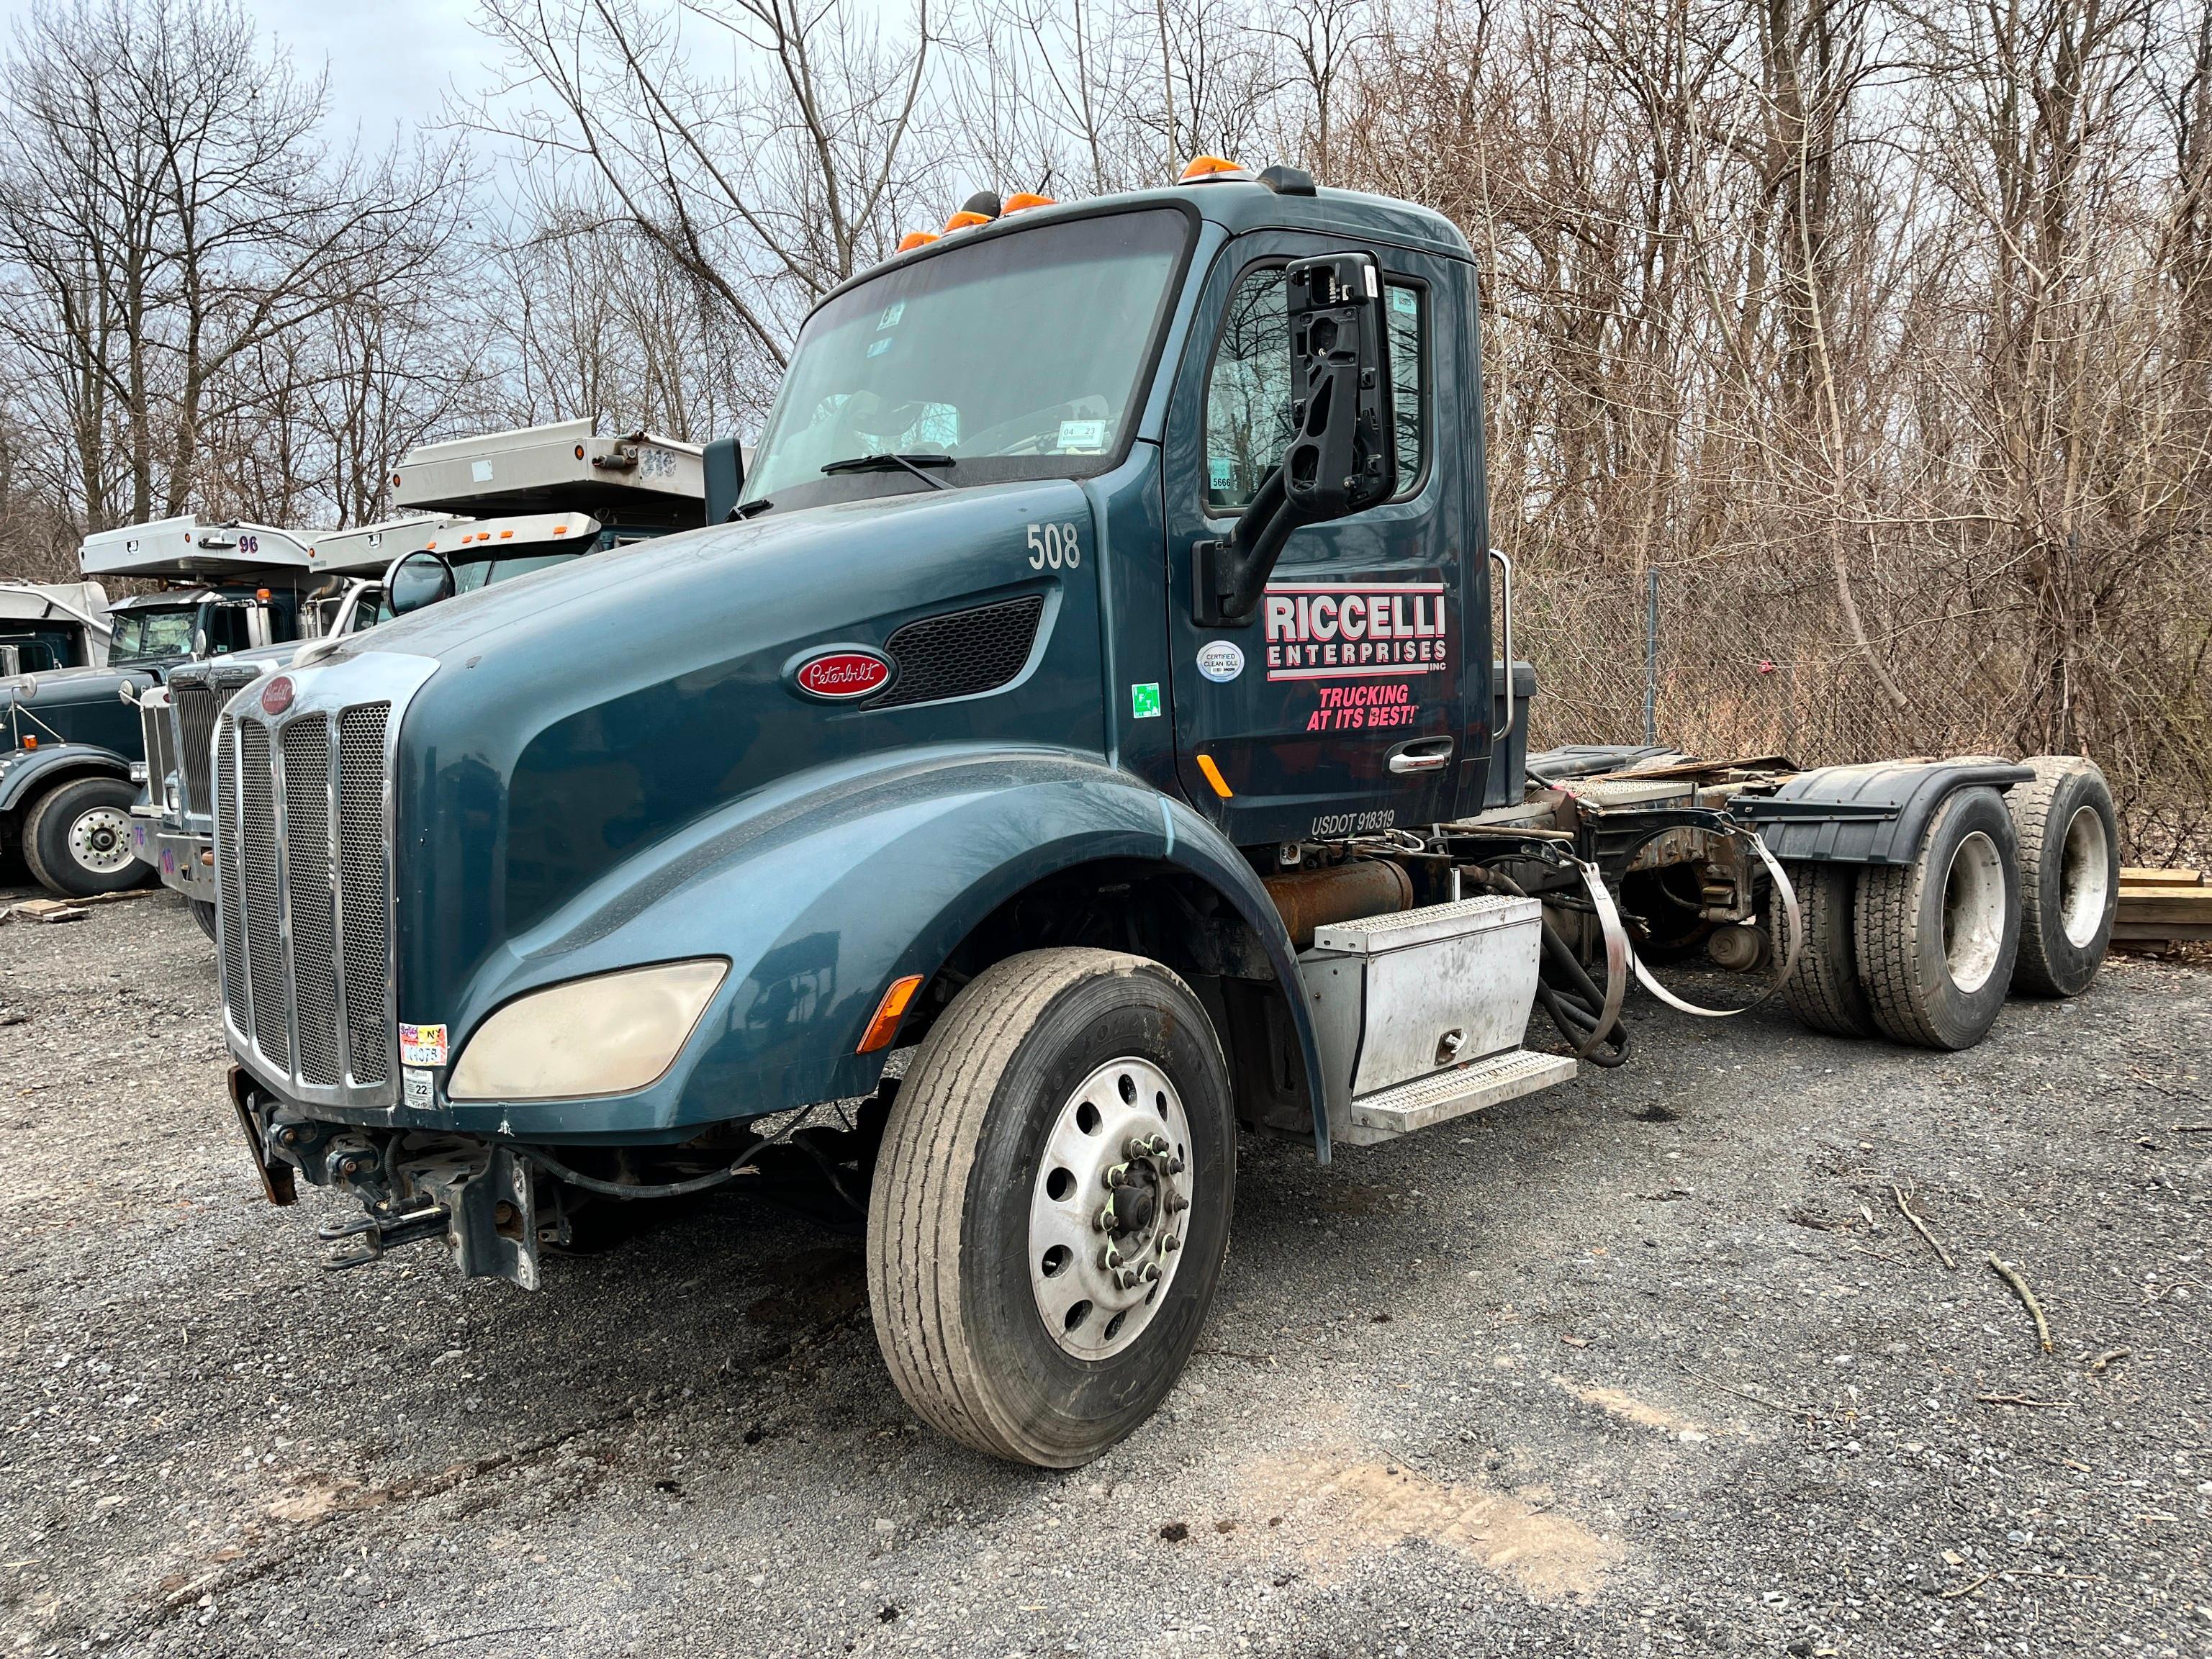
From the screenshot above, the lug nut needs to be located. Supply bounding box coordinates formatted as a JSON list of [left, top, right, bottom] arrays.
[[1162, 1234, 1182, 1253], [1103, 1163, 1130, 1190], [1101, 1244, 1123, 1271], [1094, 1200, 1116, 1232]]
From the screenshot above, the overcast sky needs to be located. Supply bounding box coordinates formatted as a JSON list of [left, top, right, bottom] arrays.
[[0, 0, 502, 146]]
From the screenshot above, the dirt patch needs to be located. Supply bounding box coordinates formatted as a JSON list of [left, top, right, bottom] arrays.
[[1545, 1374, 1710, 1438], [1235, 1448, 1620, 1602]]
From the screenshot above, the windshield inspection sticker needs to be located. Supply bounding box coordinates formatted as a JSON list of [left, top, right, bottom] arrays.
[[1057, 418, 1108, 453], [876, 301, 906, 330], [398, 1023, 449, 1068], [1196, 641, 1245, 682], [403, 1067, 436, 1111]]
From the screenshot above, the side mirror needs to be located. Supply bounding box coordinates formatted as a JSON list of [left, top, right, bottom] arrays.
[[703, 436, 746, 524], [1193, 250, 1395, 627], [384, 548, 456, 617]]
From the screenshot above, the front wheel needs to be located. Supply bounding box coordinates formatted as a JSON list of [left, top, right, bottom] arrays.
[[22, 777, 149, 898], [865, 948, 1234, 1468], [189, 900, 218, 941]]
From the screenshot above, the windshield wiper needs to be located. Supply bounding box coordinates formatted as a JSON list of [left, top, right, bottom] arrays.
[[733, 497, 772, 519], [821, 452, 956, 491]]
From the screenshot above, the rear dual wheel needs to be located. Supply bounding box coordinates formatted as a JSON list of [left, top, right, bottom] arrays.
[[1854, 787, 2021, 1050], [2006, 757, 2118, 998], [866, 948, 1234, 1468]]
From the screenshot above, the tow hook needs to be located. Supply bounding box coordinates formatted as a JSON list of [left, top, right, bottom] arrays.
[[318, 1201, 451, 1270], [315, 1145, 543, 1288]]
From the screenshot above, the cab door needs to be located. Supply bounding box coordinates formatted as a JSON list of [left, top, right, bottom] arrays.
[[1163, 234, 1468, 847]]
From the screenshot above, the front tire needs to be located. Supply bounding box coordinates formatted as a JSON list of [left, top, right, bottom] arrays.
[[1854, 787, 2021, 1049], [2005, 757, 2118, 998], [865, 948, 1234, 1468], [190, 900, 219, 941], [22, 777, 149, 898]]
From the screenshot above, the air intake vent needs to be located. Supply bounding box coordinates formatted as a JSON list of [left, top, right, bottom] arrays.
[[876, 595, 1044, 709]]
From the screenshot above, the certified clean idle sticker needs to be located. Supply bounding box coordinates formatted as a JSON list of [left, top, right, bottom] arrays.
[[1196, 641, 1245, 682], [398, 1023, 449, 1067], [402, 1067, 435, 1110]]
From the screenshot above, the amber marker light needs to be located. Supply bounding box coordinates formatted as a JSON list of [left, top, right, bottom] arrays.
[[21, 736, 36, 750], [897, 231, 938, 251], [1003, 191, 1056, 213], [574, 444, 586, 458], [1196, 753, 1234, 797], [857, 973, 924, 1053], [943, 209, 992, 232], [1178, 155, 1252, 183], [256, 588, 271, 601]]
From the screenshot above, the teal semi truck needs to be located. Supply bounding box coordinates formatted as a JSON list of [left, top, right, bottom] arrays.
[[135, 422, 713, 934], [213, 163, 2120, 1468], [1, 521, 324, 898]]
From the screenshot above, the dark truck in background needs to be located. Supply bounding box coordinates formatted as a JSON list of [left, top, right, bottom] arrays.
[[212, 163, 2121, 1468], [0, 519, 322, 899], [138, 420, 719, 936]]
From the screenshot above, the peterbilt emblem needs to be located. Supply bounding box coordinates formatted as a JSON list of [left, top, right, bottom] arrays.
[[261, 676, 295, 715], [793, 649, 892, 701]]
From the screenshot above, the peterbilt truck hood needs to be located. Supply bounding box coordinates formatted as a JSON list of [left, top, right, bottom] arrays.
[[312, 479, 1111, 1021], [0, 664, 159, 752]]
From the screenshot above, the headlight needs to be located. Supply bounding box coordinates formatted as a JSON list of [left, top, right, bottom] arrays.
[[447, 958, 728, 1101]]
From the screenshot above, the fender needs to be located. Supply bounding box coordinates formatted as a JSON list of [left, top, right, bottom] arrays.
[[1735, 759, 2034, 864], [409, 745, 1332, 1157], [0, 743, 135, 815]]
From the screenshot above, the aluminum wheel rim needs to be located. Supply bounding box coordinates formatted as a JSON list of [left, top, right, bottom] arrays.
[[1941, 829, 2005, 993], [67, 805, 135, 875], [2057, 805, 2110, 949], [1027, 1057, 1193, 1361]]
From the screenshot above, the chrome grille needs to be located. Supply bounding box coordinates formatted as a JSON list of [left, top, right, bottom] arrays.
[[138, 696, 174, 797], [238, 723, 290, 1072], [215, 716, 247, 1004], [338, 706, 391, 1085], [214, 679, 405, 1106], [171, 669, 251, 817], [282, 717, 340, 1085]]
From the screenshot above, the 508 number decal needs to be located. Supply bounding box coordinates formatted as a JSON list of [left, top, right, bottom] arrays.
[[1026, 522, 1080, 570]]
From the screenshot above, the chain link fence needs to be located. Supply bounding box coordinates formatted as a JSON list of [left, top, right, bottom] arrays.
[[1511, 552, 2211, 865]]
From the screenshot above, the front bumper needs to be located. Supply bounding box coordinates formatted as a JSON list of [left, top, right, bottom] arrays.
[[132, 815, 215, 900], [228, 1067, 543, 1286]]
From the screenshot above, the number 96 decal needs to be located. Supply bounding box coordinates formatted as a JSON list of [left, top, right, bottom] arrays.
[[1026, 522, 1081, 570]]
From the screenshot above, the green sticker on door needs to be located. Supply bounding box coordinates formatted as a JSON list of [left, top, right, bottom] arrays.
[[1131, 682, 1162, 718]]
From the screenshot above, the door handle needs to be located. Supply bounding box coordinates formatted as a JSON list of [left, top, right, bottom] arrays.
[[1386, 737, 1455, 775]]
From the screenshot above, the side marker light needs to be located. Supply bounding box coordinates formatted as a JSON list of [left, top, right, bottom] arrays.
[[858, 973, 924, 1053], [1196, 754, 1234, 798]]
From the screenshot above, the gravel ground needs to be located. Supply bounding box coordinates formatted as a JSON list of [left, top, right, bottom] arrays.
[[2, 880, 2208, 1658]]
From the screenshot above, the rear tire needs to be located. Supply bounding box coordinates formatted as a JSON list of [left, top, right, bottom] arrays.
[[2005, 757, 2118, 998], [1854, 787, 2021, 1049], [1774, 862, 1874, 1037], [22, 777, 149, 898], [865, 948, 1234, 1468], [190, 900, 218, 941]]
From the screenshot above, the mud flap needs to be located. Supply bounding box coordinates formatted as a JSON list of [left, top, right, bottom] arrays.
[[225, 1064, 296, 1206]]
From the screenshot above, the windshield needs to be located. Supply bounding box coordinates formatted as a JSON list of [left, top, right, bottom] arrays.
[[744, 207, 1191, 510], [110, 606, 199, 663], [451, 549, 584, 593]]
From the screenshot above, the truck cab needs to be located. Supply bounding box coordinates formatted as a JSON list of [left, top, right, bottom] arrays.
[[0, 581, 112, 674], [140, 425, 717, 928], [215, 165, 2117, 1470], [0, 518, 316, 897]]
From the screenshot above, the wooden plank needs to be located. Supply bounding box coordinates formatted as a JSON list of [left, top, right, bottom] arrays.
[[2119, 867, 2203, 886], [2113, 922, 2212, 943], [2116, 894, 2212, 923]]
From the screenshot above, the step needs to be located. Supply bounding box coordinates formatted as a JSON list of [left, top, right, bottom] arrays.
[[1340, 1047, 1578, 1144]]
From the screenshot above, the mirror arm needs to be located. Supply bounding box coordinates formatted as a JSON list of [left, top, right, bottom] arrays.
[[1193, 467, 1302, 628]]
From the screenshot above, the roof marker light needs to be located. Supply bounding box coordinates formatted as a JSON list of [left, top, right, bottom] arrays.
[[943, 209, 992, 232], [897, 230, 939, 251], [1178, 155, 1255, 184], [1003, 191, 1056, 213]]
